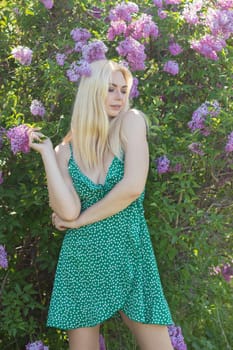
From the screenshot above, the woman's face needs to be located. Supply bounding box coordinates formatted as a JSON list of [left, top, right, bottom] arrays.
[[105, 70, 128, 118]]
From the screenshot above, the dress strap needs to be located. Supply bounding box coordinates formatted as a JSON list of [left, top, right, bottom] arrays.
[[69, 142, 73, 157]]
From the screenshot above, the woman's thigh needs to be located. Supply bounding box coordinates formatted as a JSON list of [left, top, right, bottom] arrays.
[[119, 311, 173, 350], [67, 324, 100, 350]]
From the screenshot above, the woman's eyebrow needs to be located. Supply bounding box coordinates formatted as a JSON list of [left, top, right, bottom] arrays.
[[109, 83, 128, 88]]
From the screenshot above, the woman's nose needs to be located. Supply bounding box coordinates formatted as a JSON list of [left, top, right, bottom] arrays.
[[115, 90, 123, 99]]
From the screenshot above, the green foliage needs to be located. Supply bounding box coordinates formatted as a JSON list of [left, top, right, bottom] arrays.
[[1, 1, 233, 349]]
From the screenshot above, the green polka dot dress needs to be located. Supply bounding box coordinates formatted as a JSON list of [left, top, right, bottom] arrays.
[[47, 147, 173, 330]]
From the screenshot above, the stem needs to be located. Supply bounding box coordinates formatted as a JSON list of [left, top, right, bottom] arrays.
[[216, 305, 231, 350]]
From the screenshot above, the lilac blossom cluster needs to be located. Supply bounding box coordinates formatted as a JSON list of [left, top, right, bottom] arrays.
[[186, 0, 233, 60], [191, 34, 226, 61], [182, 0, 203, 25], [108, 2, 159, 71], [30, 100, 46, 117], [109, 1, 139, 22], [39, 0, 54, 10], [7, 124, 30, 155], [12, 46, 33, 65], [26, 340, 49, 350], [225, 131, 233, 153], [168, 325, 187, 350], [188, 100, 220, 135], [212, 262, 233, 282], [217, 0, 233, 9], [55, 26, 108, 83], [169, 42, 183, 56], [0, 245, 8, 269], [163, 60, 179, 75], [153, 0, 182, 18], [156, 155, 170, 174], [116, 37, 146, 70], [188, 142, 204, 156], [129, 77, 139, 98], [99, 335, 106, 350]]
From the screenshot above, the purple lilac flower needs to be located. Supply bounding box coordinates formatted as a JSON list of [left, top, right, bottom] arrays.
[[88, 6, 103, 19], [158, 9, 168, 19], [78, 60, 92, 77], [182, 0, 203, 25], [156, 155, 170, 174], [66, 62, 81, 82], [225, 131, 233, 153], [82, 40, 108, 63], [99, 334, 106, 350], [169, 42, 183, 56], [216, 0, 233, 10], [107, 20, 127, 41], [70, 28, 91, 42], [116, 37, 146, 71], [130, 77, 139, 98], [206, 8, 233, 40], [127, 14, 159, 40], [0, 127, 6, 149], [25, 340, 48, 350], [188, 142, 204, 156], [168, 325, 187, 350], [191, 34, 226, 60], [221, 263, 233, 282], [109, 2, 139, 22], [74, 42, 85, 53], [163, 60, 179, 75], [212, 263, 233, 282], [30, 100, 46, 117], [153, 0, 163, 8], [12, 46, 33, 65], [188, 101, 220, 135], [56, 53, 66, 66], [0, 245, 8, 269], [40, 0, 54, 9], [7, 124, 30, 154], [13, 7, 20, 15], [164, 0, 181, 4]]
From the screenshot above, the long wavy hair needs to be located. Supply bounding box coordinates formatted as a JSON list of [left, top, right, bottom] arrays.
[[64, 59, 133, 170]]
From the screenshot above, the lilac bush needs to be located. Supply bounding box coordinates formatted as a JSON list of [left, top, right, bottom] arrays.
[[1, 0, 233, 349]]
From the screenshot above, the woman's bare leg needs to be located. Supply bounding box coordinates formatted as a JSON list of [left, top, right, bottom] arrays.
[[119, 311, 173, 350], [67, 324, 100, 350]]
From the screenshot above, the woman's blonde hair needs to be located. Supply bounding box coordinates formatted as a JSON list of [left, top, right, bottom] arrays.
[[65, 59, 133, 170]]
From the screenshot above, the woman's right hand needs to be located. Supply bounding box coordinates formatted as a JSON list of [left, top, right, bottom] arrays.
[[28, 128, 53, 154]]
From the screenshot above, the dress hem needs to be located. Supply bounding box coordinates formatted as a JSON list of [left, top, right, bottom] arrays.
[[47, 306, 173, 331]]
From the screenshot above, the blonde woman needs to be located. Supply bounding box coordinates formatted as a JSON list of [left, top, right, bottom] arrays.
[[29, 60, 173, 350]]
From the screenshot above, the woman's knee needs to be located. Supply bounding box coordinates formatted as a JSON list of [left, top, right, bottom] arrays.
[[67, 324, 100, 350], [119, 311, 173, 350]]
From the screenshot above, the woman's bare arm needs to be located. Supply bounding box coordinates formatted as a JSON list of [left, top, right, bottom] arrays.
[[28, 131, 81, 221], [53, 109, 149, 229]]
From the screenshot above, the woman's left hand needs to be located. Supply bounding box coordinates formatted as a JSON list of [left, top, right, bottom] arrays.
[[51, 212, 80, 231]]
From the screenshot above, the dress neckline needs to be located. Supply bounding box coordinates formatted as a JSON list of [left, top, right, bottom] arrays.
[[69, 153, 117, 188]]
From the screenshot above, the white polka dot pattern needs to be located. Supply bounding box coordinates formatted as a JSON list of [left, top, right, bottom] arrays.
[[47, 148, 173, 330]]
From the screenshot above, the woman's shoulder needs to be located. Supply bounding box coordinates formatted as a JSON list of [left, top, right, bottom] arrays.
[[55, 141, 71, 164], [122, 108, 148, 133]]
